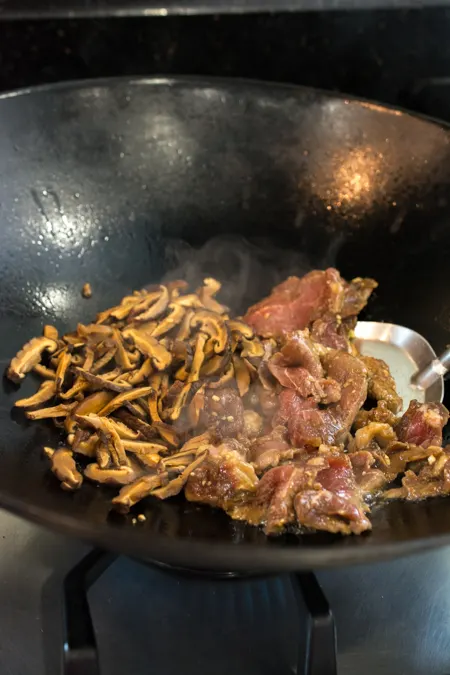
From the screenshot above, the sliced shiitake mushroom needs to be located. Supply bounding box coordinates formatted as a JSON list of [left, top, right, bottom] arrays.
[[228, 319, 254, 340], [72, 430, 98, 458], [114, 409, 159, 440], [44, 447, 83, 491], [77, 323, 113, 343], [176, 308, 195, 342], [7, 336, 58, 383], [96, 443, 111, 469], [75, 368, 132, 393], [207, 362, 235, 389], [33, 364, 57, 380], [107, 418, 140, 440], [124, 329, 172, 371], [196, 278, 228, 314], [190, 311, 228, 354], [77, 414, 129, 467], [112, 473, 167, 513], [15, 380, 56, 408], [112, 328, 136, 371], [152, 421, 180, 447], [232, 355, 251, 397], [188, 332, 208, 383], [97, 386, 153, 417], [133, 285, 170, 322], [82, 347, 95, 371], [200, 353, 230, 378], [26, 402, 77, 420], [168, 382, 192, 421], [173, 294, 204, 309], [127, 358, 153, 385], [44, 325, 59, 341], [353, 422, 397, 450], [148, 389, 162, 424], [55, 349, 72, 391], [59, 377, 89, 400], [188, 385, 205, 426], [121, 439, 168, 455], [84, 463, 140, 486], [240, 336, 264, 359], [74, 391, 115, 416], [152, 450, 208, 499], [151, 303, 186, 338], [91, 345, 117, 373]]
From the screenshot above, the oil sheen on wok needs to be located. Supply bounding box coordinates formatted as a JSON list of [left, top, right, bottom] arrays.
[[7, 269, 450, 536]]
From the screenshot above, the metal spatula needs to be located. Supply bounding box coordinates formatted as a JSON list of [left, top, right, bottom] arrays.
[[354, 322, 448, 410]]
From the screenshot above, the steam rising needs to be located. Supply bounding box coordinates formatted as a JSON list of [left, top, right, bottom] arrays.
[[163, 235, 320, 315]]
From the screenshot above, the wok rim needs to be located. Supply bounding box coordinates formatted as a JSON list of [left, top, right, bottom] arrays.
[[1, 74, 450, 571], [0, 73, 449, 132], [1, 486, 450, 571]]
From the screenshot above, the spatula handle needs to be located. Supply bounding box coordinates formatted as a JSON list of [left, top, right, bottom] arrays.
[[412, 348, 450, 390]]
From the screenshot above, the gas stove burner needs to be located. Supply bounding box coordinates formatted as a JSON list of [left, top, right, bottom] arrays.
[[62, 549, 337, 675]]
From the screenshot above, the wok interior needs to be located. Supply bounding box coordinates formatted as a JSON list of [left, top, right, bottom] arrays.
[[1, 78, 450, 569]]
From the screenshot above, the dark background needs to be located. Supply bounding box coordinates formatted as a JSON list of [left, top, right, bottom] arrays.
[[2, 9, 450, 119]]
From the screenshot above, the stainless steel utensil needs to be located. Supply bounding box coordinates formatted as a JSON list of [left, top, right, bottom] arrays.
[[354, 321, 446, 410]]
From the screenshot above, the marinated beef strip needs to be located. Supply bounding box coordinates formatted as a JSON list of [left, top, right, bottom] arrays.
[[243, 268, 345, 337], [349, 430, 444, 498], [341, 277, 378, 318], [249, 426, 296, 474], [310, 317, 350, 351], [361, 355, 402, 413], [200, 387, 245, 439], [349, 451, 388, 496], [229, 455, 331, 534], [278, 350, 368, 448], [395, 401, 449, 448], [184, 440, 258, 511], [294, 455, 371, 535], [353, 400, 397, 430], [244, 267, 376, 338], [267, 331, 341, 404]]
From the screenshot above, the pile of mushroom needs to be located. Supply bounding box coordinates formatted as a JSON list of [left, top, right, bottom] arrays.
[[7, 279, 266, 513]]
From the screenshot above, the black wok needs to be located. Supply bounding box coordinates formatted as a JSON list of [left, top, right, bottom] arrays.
[[1, 76, 450, 572]]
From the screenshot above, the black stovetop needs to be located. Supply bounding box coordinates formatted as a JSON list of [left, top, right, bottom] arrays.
[[4, 506, 450, 675]]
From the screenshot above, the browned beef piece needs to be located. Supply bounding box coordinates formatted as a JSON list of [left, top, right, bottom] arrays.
[[250, 426, 295, 474], [310, 317, 350, 351], [351, 439, 443, 500], [395, 401, 449, 448], [243, 269, 345, 337], [341, 277, 378, 318], [184, 441, 258, 510], [230, 455, 330, 534], [201, 388, 245, 439], [294, 455, 371, 535], [353, 401, 397, 430], [278, 350, 367, 447], [268, 331, 341, 404], [384, 448, 450, 501], [349, 450, 389, 495], [361, 355, 402, 413], [278, 331, 323, 376], [268, 359, 341, 404]]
